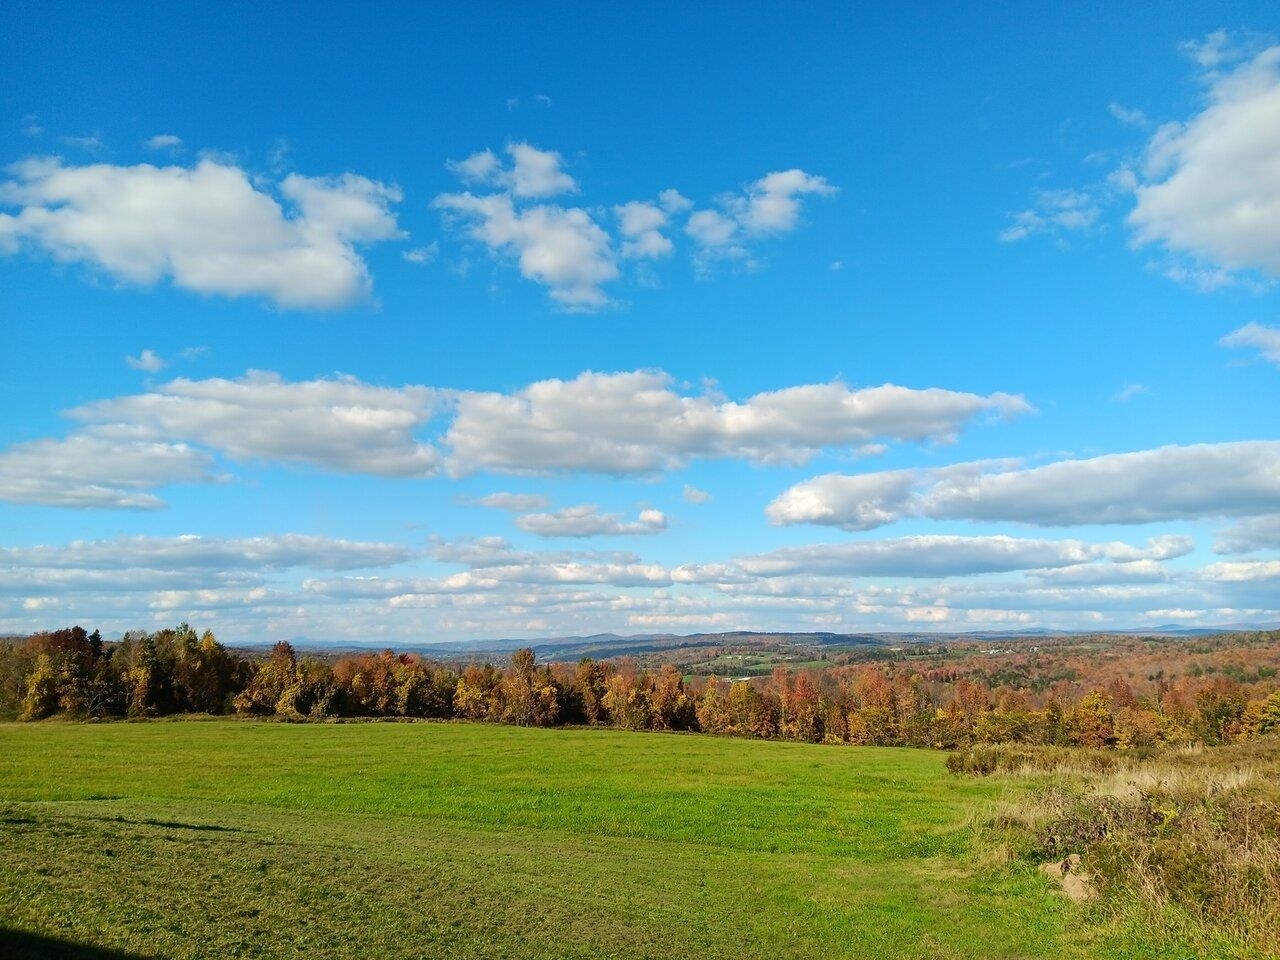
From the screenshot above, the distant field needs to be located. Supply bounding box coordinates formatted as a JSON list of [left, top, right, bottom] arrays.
[[684, 651, 834, 677], [0, 721, 1247, 959]]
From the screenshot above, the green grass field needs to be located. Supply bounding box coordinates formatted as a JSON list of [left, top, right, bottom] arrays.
[[0, 721, 1244, 959]]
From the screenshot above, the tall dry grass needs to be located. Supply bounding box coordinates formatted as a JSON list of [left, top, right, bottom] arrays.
[[957, 737, 1280, 956]]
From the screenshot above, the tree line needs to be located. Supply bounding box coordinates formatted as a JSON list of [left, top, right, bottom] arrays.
[[2, 624, 1279, 749]]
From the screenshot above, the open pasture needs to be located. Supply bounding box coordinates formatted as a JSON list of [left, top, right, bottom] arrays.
[[0, 721, 1242, 959]]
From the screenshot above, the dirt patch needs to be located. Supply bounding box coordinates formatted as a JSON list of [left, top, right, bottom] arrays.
[[1039, 854, 1096, 903]]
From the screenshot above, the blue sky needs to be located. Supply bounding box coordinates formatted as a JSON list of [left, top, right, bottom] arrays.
[[2, 2, 1279, 642]]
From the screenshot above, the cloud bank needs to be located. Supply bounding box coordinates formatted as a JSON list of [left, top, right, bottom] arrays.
[[768, 441, 1280, 530]]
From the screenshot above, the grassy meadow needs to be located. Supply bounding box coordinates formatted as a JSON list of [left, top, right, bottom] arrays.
[[0, 721, 1259, 959]]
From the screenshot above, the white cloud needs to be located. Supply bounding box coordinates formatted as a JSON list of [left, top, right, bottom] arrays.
[[60, 136, 103, 151], [515, 504, 668, 538], [454, 562, 670, 589], [3, 534, 413, 574], [682, 484, 712, 504], [1109, 103, 1151, 127], [472, 492, 552, 511], [1129, 42, 1280, 280], [615, 200, 674, 259], [678, 534, 1191, 581], [424, 538, 672, 587], [685, 169, 835, 268], [0, 368, 1033, 508], [434, 150, 833, 302], [658, 189, 691, 212], [1199, 560, 1280, 583], [1179, 29, 1244, 70], [447, 142, 577, 198], [685, 209, 740, 248], [0, 566, 257, 598], [70, 371, 440, 478], [449, 148, 501, 184], [1000, 188, 1101, 242], [5, 523, 1278, 641], [0, 158, 403, 309], [768, 441, 1280, 530], [1114, 383, 1147, 402], [729, 169, 837, 234], [402, 242, 439, 264], [1033, 559, 1175, 586], [1214, 514, 1280, 554], [145, 134, 183, 150], [433, 191, 618, 308], [505, 143, 577, 198], [1221, 322, 1280, 366], [125, 348, 166, 373], [0, 435, 217, 509], [1162, 262, 1243, 292], [445, 370, 1031, 475]]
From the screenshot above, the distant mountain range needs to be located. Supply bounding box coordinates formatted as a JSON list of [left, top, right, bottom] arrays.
[[8, 623, 1275, 662], [262, 622, 1280, 661]]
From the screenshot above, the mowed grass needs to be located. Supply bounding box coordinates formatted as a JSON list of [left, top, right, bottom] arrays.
[[0, 721, 1228, 959]]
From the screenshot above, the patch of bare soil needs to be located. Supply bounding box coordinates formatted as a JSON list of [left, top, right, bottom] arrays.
[[1039, 854, 1096, 903]]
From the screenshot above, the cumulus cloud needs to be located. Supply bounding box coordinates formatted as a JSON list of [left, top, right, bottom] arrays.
[[423, 537, 672, 587], [1109, 103, 1151, 127], [2, 534, 413, 574], [145, 134, 183, 150], [1128, 41, 1280, 281], [685, 210, 740, 250], [402, 242, 439, 264], [0, 158, 403, 309], [731, 169, 838, 234], [1214, 514, 1280, 554], [682, 484, 712, 504], [444, 370, 1031, 475], [768, 441, 1280, 530], [125, 348, 166, 373], [677, 534, 1192, 580], [5, 524, 1278, 641], [1000, 188, 1102, 242], [433, 191, 618, 308], [0, 372, 440, 508], [0, 535, 415, 610], [472, 492, 552, 511], [0, 435, 217, 509], [448, 143, 577, 198], [515, 504, 668, 538], [1199, 559, 1280, 583], [71, 371, 441, 477], [615, 200, 675, 259], [434, 145, 833, 303], [1, 368, 1032, 508], [686, 169, 835, 267], [1179, 29, 1249, 70], [60, 136, 103, 152], [1221, 322, 1280, 366]]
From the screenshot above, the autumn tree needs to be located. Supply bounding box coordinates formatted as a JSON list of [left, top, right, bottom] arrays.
[[1068, 690, 1116, 748], [697, 677, 729, 733], [233, 641, 297, 715]]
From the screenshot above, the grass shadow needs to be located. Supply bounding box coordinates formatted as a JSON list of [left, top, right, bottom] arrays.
[[0, 929, 156, 959], [121, 817, 242, 833]]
